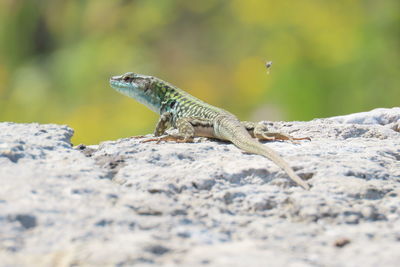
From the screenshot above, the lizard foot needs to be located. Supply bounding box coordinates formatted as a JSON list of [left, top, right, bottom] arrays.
[[141, 135, 193, 144], [255, 132, 311, 144], [129, 135, 147, 139]]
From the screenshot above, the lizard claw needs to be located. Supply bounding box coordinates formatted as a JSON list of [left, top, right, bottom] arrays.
[[129, 135, 147, 139], [288, 136, 311, 144], [141, 135, 193, 144]]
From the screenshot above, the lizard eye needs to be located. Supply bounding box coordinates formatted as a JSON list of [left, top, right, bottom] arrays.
[[122, 72, 135, 82]]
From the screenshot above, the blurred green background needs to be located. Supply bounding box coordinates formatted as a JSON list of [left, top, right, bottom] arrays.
[[0, 0, 399, 145]]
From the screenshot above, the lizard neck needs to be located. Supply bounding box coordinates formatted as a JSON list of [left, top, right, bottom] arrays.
[[112, 81, 163, 114]]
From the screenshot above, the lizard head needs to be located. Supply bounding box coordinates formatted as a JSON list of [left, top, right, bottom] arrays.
[[110, 72, 163, 113]]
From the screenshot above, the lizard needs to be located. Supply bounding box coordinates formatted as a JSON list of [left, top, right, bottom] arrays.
[[110, 72, 311, 190]]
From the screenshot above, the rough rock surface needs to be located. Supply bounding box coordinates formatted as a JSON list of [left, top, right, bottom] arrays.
[[1, 108, 400, 267]]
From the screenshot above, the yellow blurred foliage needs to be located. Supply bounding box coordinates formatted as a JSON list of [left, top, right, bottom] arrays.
[[0, 0, 398, 144], [233, 57, 269, 103]]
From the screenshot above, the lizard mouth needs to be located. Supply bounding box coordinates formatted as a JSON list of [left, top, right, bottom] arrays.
[[110, 73, 151, 92], [110, 72, 135, 84], [109, 72, 161, 113], [109, 76, 136, 93]]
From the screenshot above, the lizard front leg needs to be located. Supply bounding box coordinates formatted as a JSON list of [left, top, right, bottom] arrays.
[[144, 117, 213, 143], [242, 121, 310, 142], [141, 112, 174, 143], [130, 112, 172, 140], [154, 112, 173, 136]]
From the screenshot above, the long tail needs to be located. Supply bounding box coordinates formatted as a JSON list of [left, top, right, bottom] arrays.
[[217, 118, 310, 190], [233, 136, 310, 190]]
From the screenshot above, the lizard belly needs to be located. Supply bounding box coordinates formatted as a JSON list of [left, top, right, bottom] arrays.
[[193, 125, 216, 138]]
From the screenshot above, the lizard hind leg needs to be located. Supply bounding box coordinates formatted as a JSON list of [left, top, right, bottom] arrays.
[[242, 121, 311, 142]]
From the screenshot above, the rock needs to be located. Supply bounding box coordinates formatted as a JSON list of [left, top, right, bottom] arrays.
[[0, 108, 400, 266], [328, 107, 400, 125]]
